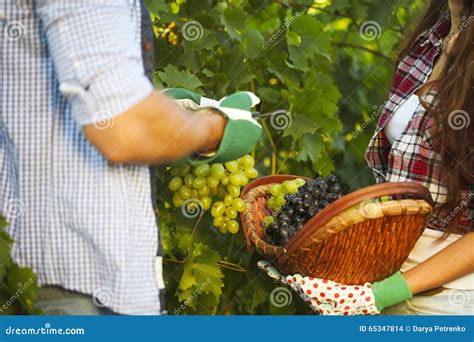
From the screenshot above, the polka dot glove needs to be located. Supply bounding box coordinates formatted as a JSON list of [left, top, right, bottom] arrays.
[[258, 261, 379, 316]]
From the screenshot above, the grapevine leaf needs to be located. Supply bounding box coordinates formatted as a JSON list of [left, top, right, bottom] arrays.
[[296, 134, 325, 163], [287, 15, 332, 71], [156, 65, 204, 92], [283, 116, 318, 139], [178, 243, 224, 304]]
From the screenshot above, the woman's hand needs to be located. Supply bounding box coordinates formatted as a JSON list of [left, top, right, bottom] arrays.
[[258, 261, 412, 315]]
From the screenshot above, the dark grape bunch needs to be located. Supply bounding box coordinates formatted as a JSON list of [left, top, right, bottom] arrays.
[[265, 174, 343, 246]]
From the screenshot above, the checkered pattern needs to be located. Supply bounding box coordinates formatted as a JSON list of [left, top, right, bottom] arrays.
[[1, 0, 164, 314], [365, 14, 473, 233]]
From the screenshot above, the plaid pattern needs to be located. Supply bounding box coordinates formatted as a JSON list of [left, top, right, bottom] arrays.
[[1, 0, 165, 314], [365, 15, 473, 233]]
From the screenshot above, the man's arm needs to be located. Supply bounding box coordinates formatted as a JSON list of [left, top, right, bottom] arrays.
[[38, 0, 224, 164], [83, 91, 226, 164], [403, 232, 474, 294]]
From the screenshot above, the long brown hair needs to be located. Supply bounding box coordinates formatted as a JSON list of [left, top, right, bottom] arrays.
[[398, 0, 473, 233]]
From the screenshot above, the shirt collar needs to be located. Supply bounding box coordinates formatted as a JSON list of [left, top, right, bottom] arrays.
[[426, 13, 451, 46]]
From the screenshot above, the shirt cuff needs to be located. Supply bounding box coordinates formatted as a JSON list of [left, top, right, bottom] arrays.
[[59, 61, 154, 127]]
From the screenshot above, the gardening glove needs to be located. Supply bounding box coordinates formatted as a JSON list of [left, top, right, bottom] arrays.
[[258, 260, 412, 316], [163, 88, 263, 166]]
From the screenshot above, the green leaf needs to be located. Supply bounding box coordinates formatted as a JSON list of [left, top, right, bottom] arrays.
[[6, 266, 38, 307], [242, 30, 265, 59], [178, 243, 224, 306], [144, 0, 168, 15], [296, 134, 325, 163], [156, 65, 204, 93], [287, 15, 332, 71], [283, 116, 318, 139], [221, 7, 247, 41]]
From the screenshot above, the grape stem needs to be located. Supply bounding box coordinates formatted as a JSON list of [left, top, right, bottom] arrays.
[[262, 120, 277, 175], [162, 258, 247, 273]]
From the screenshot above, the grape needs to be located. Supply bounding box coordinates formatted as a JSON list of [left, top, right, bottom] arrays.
[[172, 192, 184, 207], [210, 163, 226, 179], [232, 198, 246, 212], [245, 167, 258, 179], [184, 174, 195, 187], [192, 176, 207, 189], [194, 164, 210, 177], [225, 207, 237, 219], [227, 220, 239, 234], [325, 174, 337, 184], [207, 176, 220, 189], [275, 194, 286, 208], [224, 194, 233, 206], [284, 180, 299, 194], [201, 196, 212, 210], [224, 161, 239, 173], [221, 175, 230, 185], [211, 201, 226, 217], [191, 189, 199, 198], [198, 186, 210, 196], [179, 185, 192, 200], [168, 177, 183, 192], [239, 155, 255, 168], [213, 216, 225, 227], [270, 184, 284, 197], [218, 223, 228, 234], [227, 184, 240, 198]]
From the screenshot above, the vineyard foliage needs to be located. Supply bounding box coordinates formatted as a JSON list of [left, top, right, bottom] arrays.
[[147, 0, 426, 315]]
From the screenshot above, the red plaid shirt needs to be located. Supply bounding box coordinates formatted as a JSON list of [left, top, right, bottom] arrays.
[[365, 15, 473, 233]]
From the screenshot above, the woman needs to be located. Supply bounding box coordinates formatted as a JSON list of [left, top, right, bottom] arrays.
[[260, 0, 473, 315]]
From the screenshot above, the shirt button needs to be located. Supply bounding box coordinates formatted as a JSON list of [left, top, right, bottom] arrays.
[[143, 42, 153, 52]]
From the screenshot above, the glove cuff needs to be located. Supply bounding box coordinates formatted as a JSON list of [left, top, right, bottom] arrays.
[[372, 272, 412, 311]]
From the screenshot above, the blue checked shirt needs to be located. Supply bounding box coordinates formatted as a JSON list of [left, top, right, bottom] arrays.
[[0, 0, 165, 314]]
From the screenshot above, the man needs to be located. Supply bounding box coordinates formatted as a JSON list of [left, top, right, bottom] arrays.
[[0, 0, 260, 315]]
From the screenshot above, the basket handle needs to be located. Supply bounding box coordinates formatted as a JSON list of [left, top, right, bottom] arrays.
[[282, 181, 433, 258]]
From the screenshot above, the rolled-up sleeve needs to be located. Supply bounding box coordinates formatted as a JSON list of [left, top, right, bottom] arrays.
[[37, 0, 153, 126]]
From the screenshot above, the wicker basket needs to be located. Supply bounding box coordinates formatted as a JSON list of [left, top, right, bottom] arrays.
[[240, 175, 433, 284]]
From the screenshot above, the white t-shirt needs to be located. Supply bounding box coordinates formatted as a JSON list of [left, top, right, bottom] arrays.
[[384, 94, 421, 144]]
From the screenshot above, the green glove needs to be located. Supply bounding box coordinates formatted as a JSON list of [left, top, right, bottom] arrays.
[[164, 88, 263, 166], [372, 272, 413, 311]]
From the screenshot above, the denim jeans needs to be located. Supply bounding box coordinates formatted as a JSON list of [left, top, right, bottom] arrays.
[[35, 286, 118, 316], [383, 289, 474, 315]]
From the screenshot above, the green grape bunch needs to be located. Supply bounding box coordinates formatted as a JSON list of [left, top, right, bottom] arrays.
[[167, 154, 258, 234]]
